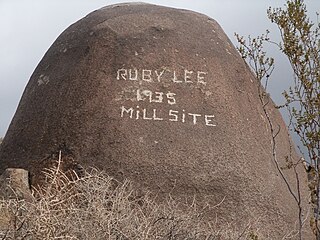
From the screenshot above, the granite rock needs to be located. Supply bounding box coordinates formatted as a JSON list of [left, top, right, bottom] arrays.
[[0, 3, 310, 238]]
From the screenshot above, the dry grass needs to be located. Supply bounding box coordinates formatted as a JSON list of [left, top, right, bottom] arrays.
[[0, 157, 261, 240]]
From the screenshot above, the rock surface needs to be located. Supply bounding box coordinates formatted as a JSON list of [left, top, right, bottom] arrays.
[[0, 168, 32, 232], [0, 168, 32, 201], [0, 3, 310, 238]]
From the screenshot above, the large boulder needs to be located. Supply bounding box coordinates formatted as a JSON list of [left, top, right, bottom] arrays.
[[0, 3, 310, 238]]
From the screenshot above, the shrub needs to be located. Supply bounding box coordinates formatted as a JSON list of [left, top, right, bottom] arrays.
[[0, 162, 261, 240]]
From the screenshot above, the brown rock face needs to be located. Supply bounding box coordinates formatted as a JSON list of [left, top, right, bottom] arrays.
[[0, 3, 310, 238]]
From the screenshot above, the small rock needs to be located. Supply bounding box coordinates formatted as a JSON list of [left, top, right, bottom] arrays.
[[0, 168, 33, 201]]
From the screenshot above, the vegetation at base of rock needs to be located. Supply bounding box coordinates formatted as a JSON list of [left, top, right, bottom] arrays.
[[0, 165, 261, 240]]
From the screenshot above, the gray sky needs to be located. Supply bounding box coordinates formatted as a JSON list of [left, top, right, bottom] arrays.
[[0, 0, 319, 138]]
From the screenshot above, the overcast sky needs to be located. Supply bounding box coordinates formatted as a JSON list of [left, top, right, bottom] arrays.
[[0, 0, 319, 138]]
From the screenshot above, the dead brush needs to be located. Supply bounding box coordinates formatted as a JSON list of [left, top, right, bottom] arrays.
[[0, 153, 263, 239]]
